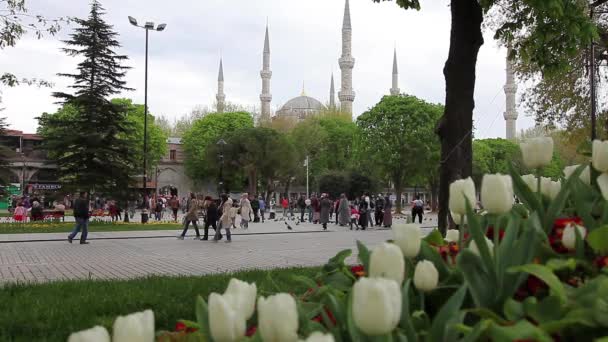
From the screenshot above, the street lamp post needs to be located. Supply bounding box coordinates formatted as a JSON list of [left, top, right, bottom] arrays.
[[128, 16, 166, 214], [217, 139, 227, 196]]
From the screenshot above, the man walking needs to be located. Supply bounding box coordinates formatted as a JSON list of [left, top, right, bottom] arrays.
[[412, 195, 424, 224], [68, 192, 91, 244], [178, 193, 201, 240], [298, 195, 306, 223], [258, 195, 266, 223], [375, 194, 385, 227]]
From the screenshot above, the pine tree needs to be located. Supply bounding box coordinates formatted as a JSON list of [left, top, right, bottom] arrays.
[[38, 0, 137, 195]]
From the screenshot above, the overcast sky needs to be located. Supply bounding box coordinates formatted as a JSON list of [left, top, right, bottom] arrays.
[[1, 0, 535, 138]]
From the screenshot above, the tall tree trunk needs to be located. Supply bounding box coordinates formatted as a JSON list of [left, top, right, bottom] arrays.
[[436, 0, 483, 234], [429, 180, 438, 212], [248, 170, 257, 195]]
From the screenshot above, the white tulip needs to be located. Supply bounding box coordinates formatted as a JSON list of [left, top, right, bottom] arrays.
[[68, 326, 110, 342], [449, 177, 476, 215], [520, 137, 554, 169], [540, 178, 561, 200], [445, 229, 460, 243], [563, 165, 591, 185], [522, 174, 538, 192], [413, 260, 439, 292], [562, 223, 587, 250], [223, 278, 257, 320], [112, 310, 155, 342], [481, 174, 514, 214], [451, 212, 466, 226], [352, 277, 401, 336], [392, 223, 421, 258], [469, 237, 494, 257], [598, 173, 608, 201], [300, 332, 335, 342], [369, 242, 405, 285], [593, 140, 608, 172], [258, 294, 299, 342], [209, 293, 246, 342]]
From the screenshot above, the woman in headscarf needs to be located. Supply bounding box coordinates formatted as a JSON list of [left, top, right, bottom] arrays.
[[319, 194, 331, 230], [239, 193, 253, 229], [337, 193, 350, 226], [383, 195, 393, 228]]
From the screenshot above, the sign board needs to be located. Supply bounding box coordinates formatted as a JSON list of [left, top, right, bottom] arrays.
[[29, 183, 62, 190]]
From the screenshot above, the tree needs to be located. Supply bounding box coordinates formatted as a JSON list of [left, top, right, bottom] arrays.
[[357, 95, 442, 213], [318, 171, 349, 199], [1, 0, 69, 87], [37, 1, 135, 196], [472, 139, 523, 186], [182, 111, 254, 185], [0, 117, 13, 184], [375, 0, 597, 232]]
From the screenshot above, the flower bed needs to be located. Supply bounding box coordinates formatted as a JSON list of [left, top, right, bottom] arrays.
[[69, 137, 608, 341]]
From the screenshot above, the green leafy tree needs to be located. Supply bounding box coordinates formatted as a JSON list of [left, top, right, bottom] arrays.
[[0, 117, 13, 184], [375, 0, 597, 231], [318, 171, 349, 199], [357, 95, 442, 213], [182, 111, 254, 185], [37, 1, 135, 196], [472, 139, 523, 186]]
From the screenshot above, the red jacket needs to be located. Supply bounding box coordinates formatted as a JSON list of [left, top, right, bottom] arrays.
[[281, 199, 289, 209]]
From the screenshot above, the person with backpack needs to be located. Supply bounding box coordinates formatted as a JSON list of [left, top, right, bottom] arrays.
[[412, 195, 424, 224]]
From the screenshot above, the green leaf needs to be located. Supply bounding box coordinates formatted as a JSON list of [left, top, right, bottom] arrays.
[[465, 308, 509, 325], [195, 295, 212, 341], [588, 226, 608, 255], [503, 298, 525, 321], [418, 242, 450, 280], [356, 241, 371, 273], [427, 286, 467, 342], [509, 164, 543, 216], [488, 319, 553, 342], [546, 258, 578, 272], [508, 264, 566, 302], [346, 290, 363, 342], [423, 229, 445, 246], [457, 250, 496, 308], [465, 200, 496, 280], [543, 165, 584, 232], [459, 320, 492, 342], [324, 249, 353, 272], [292, 275, 319, 289], [400, 280, 418, 342]]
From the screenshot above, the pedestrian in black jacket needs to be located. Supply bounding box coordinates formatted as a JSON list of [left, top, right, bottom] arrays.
[[203, 199, 219, 240], [68, 192, 91, 244]]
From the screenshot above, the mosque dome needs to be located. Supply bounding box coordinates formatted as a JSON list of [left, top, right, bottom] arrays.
[[276, 94, 326, 120]]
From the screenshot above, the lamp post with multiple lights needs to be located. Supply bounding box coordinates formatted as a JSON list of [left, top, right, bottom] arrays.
[[217, 139, 227, 196], [128, 16, 166, 213]]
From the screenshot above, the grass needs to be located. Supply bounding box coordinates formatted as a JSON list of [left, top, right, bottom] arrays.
[[0, 221, 182, 234], [0, 267, 319, 341]]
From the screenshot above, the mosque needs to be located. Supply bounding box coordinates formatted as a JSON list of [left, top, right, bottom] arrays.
[[213, 0, 519, 139]]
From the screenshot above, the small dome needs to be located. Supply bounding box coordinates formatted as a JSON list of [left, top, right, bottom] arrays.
[[280, 95, 325, 112]]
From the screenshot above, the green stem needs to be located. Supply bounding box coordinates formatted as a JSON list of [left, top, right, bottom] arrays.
[[459, 215, 465, 248], [420, 292, 425, 311]]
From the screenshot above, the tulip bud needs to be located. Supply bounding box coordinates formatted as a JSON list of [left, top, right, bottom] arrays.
[[68, 326, 110, 342], [522, 174, 537, 192], [449, 177, 476, 216], [593, 140, 608, 172], [392, 224, 421, 258], [209, 293, 246, 342], [258, 294, 299, 342], [369, 243, 405, 285], [598, 173, 608, 201], [563, 165, 591, 185], [413, 260, 439, 292], [520, 137, 554, 169], [469, 237, 494, 257], [540, 178, 561, 200], [352, 277, 401, 336], [112, 310, 155, 342], [562, 223, 586, 250], [451, 212, 466, 226], [300, 332, 335, 342], [223, 278, 257, 320], [481, 174, 514, 214], [445, 229, 460, 243]]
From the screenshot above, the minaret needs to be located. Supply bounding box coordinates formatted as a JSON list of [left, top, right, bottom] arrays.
[[390, 48, 400, 96], [329, 73, 336, 108], [504, 49, 518, 140], [260, 24, 272, 122], [216, 58, 225, 113], [338, 0, 355, 117]]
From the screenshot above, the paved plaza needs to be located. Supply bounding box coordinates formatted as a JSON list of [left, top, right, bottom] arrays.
[[0, 217, 437, 284]]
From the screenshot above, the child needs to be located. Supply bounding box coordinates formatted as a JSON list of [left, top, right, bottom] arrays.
[[13, 201, 26, 222], [230, 201, 238, 229], [350, 205, 360, 231]]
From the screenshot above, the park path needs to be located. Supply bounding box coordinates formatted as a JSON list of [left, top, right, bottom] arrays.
[[0, 218, 437, 284]]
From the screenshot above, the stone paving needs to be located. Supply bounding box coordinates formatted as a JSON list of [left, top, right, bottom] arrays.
[[0, 216, 437, 285]]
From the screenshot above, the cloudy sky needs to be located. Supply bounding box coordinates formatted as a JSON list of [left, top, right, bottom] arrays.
[[1, 0, 535, 138]]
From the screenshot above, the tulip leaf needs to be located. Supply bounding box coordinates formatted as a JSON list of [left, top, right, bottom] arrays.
[[503, 298, 525, 321], [195, 295, 212, 342], [356, 240, 371, 274], [459, 319, 492, 342], [427, 285, 467, 342], [509, 165, 543, 217], [423, 229, 445, 246], [587, 226, 608, 255], [546, 258, 579, 272], [324, 249, 352, 273], [465, 307, 509, 325], [544, 165, 584, 233], [346, 290, 363, 342], [457, 250, 496, 309], [524, 295, 564, 324], [291, 275, 319, 290], [488, 319, 553, 342], [399, 279, 418, 342], [508, 264, 566, 303], [465, 201, 496, 281]]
